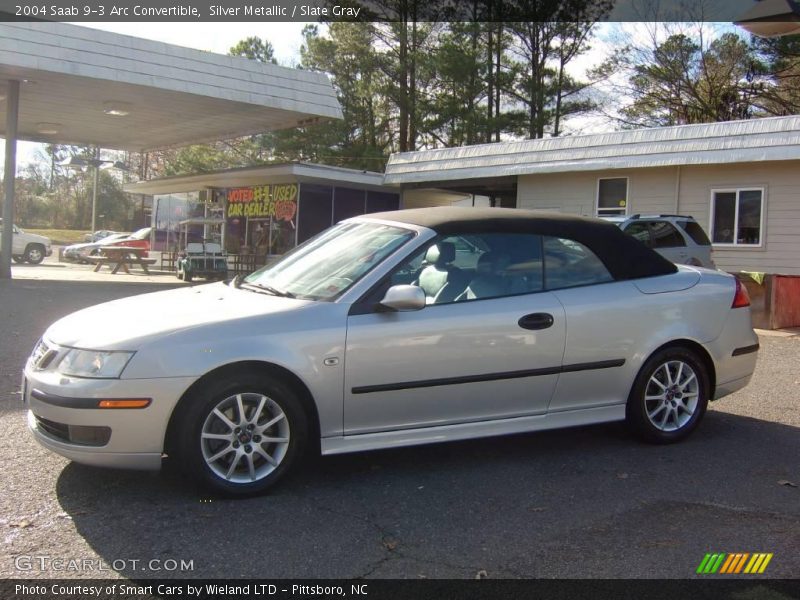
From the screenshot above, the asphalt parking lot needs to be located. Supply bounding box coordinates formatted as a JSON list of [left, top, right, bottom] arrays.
[[1, 273, 799, 580]]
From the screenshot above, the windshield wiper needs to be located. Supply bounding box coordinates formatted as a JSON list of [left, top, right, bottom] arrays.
[[240, 281, 295, 298]]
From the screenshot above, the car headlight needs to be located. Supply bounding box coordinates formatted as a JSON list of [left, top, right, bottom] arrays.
[[57, 349, 135, 378]]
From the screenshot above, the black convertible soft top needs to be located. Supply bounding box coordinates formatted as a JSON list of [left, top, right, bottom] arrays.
[[365, 206, 678, 281]]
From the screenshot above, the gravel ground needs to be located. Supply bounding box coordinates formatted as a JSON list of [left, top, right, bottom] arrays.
[[1, 278, 798, 580]]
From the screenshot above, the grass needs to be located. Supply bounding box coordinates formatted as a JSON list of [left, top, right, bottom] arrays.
[[24, 229, 90, 245]]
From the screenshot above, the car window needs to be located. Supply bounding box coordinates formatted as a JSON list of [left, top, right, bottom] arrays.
[[649, 222, 686, 248], [623, 222, 652, 246], [384, 232, 545, 305], [677, 220, 711, 246], [246, 221, 414, 301], [543, 236, 613, 290]]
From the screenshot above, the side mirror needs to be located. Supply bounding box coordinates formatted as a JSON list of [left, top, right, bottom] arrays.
[[379, 284, 426, 312]]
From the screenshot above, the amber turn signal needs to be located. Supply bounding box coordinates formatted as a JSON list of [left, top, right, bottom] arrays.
[[97, 399, 151, 409]]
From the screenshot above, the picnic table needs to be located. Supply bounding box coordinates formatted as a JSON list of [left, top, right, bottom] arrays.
[[89, 246, 157, 274]]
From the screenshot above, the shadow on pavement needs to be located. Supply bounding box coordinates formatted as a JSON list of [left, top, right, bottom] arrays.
[[55, 411, 800, 579]]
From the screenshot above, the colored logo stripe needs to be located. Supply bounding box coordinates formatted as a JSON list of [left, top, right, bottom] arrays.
[[698, 553, 773, 574], [744, 553, 773, 574], [719, 553, 749, 573], [697, 553, 726, 574]]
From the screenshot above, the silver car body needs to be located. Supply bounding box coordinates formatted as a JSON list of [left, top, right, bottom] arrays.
[[24, 214, 758, 470], [63, 233, 131, 262]]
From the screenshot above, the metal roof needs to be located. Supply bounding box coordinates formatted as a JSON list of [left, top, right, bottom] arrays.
[[0, 22, 342, 151], [384, 116, 800, 185], [124, 162, 387, 195]]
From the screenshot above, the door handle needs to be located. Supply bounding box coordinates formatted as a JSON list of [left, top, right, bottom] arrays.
[[518, 313, 554, 330]]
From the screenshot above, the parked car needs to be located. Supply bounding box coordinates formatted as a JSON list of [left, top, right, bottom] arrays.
[[63, 233, 130, 264], [23, 208, 758, 495], [103, 227, 151, 255], [83, 230, 120, 243], [0, 219, 52, 264], [605, 214, 715, 269]]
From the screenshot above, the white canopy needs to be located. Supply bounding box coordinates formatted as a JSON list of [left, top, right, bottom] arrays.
[[0, 22, 342, 151]]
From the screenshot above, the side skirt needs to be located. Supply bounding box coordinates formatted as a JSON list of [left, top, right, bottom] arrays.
[[320, 404, 626, 456]]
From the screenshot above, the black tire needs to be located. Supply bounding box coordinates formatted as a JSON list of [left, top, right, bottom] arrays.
[[12, 255, 25, 264], [626, 346, 710, 444], [174, 372, 309, 496], [24, 244, 45, 264]]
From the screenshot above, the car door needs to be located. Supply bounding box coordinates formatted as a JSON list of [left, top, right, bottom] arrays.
[[0, 223, 18, 255], [343, 232, 566, 435], [541, 236, 637, 412], [648, 221, 689, 265], [11, 225, 24, 254]]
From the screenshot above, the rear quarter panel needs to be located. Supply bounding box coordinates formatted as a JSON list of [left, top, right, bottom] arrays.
[[548, 268, 741, 411]]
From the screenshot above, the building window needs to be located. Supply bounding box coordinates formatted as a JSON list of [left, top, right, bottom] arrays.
[[710, 189, 764, 246], [597, 178, 628, 216]]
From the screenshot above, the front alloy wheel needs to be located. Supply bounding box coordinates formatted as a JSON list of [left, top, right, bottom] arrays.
[[627, 347, 709, 443], [176, 372, 308, 495], [201, 393, 290, 484]]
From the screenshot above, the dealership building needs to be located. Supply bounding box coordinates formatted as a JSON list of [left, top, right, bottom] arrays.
[[124, 163, 400, 260]]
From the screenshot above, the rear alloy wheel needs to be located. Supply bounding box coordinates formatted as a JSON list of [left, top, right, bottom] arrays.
[[24, 244, 45, 264], [626, 348, 709, 443], [176, 373, 308, 495]]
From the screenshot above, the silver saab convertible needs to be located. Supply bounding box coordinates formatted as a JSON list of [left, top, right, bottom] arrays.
[[23, 208, 759, 495]]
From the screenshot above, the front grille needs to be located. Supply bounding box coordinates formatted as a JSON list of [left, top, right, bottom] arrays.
[[34, 415, 111, 447]]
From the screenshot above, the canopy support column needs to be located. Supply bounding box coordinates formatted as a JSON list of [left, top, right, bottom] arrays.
[[1, 79, 20, 279]]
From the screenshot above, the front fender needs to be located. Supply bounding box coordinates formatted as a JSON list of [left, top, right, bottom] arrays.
[[122, 303, 350, 437]]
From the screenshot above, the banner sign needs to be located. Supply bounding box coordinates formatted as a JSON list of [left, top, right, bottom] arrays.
[[226, 184, 297, 222], [2, 1, 760, 23]]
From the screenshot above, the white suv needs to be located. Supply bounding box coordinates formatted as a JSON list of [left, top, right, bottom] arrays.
[[605, 215, 715, 269], [0, 219, 53, 264]]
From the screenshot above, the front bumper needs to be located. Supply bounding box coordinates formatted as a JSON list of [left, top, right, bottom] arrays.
[[46, 247, 53, 257], [23, 365, 196, 471]]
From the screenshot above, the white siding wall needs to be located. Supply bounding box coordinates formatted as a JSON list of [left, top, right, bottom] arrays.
[[517, 160, 800, 275], [678, 161, 800, 275], [517, 167, 679, 217]]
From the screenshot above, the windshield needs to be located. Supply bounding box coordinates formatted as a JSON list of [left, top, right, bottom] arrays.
[[243, 221, 415, 301], [129, 227, 152, 240]]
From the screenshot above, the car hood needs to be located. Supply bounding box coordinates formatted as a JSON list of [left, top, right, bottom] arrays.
[[64, 242, 94, 251], [25, 232, 51, 245], [45, 282, 312, 349]]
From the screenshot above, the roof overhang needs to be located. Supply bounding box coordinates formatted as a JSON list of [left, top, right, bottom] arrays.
[[735, 0, 800, 37], [123, 162, 387, 195], [0, 22, 342, 151], [385, 116, 800, 186]]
